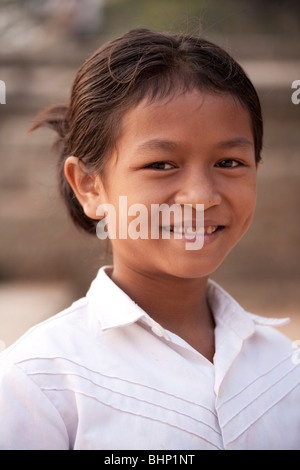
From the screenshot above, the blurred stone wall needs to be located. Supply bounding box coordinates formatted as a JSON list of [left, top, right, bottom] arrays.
[[0, 0, 299, 341]]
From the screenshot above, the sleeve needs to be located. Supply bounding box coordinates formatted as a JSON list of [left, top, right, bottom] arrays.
[[0, 361, 69, 450]]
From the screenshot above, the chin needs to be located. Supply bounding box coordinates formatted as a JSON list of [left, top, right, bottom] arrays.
[[158, 255, 227, 280]]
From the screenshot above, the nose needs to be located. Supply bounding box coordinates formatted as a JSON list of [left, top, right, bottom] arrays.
[[174, 167, 222, 209]]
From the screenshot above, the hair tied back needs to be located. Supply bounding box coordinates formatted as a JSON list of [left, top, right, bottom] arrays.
[[28, 104, 69, 153]]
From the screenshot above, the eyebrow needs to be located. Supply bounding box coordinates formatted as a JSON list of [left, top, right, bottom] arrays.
[[136, 139, 179, 153], [215, 137, 254, 149], [135, 136, 253, 154]]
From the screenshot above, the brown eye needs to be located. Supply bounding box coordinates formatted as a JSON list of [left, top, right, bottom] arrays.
[[216, 159, 241, 168], [147, 162, 174, 170]]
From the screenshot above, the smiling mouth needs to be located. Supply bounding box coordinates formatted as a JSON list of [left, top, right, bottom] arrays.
[[161, 225, 224, 236]]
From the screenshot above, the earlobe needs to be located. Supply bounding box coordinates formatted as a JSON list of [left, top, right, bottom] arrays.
[[64, 156, 103, 219]]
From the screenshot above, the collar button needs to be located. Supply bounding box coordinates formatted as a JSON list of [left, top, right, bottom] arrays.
[[151, 324, 165, 337]]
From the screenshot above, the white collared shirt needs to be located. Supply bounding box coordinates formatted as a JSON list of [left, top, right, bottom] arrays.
[[0, 266, 299, 450]]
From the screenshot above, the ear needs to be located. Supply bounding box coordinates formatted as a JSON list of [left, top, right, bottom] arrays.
[[64, 156, 103, 219]]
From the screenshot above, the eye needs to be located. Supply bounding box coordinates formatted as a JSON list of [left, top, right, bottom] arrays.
[[216, 159, 243, 169], [145, 161, 175, 170]]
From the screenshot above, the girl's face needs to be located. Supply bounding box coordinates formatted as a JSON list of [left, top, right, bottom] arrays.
[[96, 90, 258, 280]]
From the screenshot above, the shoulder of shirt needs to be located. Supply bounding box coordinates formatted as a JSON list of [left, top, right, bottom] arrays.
[[0, 296, 90, 365], [207, 279, 293, 342]]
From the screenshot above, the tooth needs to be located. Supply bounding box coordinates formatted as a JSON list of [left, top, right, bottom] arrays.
[[196, 227, 205, 235], [185, 227, 195, 234]]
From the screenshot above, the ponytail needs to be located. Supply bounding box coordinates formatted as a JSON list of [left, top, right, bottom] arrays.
[[29, 104, 97, 234]]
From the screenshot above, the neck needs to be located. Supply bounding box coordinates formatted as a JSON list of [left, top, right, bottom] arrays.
[[109, 264, 215, 361]]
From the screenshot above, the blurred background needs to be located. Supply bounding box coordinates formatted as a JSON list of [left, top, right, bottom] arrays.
[[0, 0, 300, 348]]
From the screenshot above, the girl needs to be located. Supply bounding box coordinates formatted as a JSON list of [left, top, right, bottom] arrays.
[[0, 29, 299, 450]]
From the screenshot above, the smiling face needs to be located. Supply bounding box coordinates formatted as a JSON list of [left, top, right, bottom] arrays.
[[80, 90, 258, 281]]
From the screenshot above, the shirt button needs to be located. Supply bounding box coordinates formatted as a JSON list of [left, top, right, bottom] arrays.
[[151, 324, 165, 337]]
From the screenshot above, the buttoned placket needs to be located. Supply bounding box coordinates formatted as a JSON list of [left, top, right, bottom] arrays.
[[213, 316, 255, 398]]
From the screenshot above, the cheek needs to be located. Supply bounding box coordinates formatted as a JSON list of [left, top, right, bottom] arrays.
[[233, 179, 257, 233]]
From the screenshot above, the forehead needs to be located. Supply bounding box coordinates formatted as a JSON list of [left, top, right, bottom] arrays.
[[117, 90, 254, 151]]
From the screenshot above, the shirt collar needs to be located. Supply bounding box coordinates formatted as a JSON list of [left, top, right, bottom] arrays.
[[207, 279, 290, 339], [87, 266, 290, 340], [86, 266, 147, 330], [87, 266, 172, 341]]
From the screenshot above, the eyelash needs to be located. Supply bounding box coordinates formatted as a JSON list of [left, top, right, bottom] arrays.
[[145, 161, 175, 170], [215, 159, 244, 169], [145, 159, 244, 171]]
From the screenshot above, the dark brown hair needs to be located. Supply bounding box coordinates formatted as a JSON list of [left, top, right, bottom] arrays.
[[30, 28, 263, 234]]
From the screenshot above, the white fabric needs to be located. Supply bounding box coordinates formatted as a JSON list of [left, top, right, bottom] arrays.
[[0, 266, 299, 450]]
